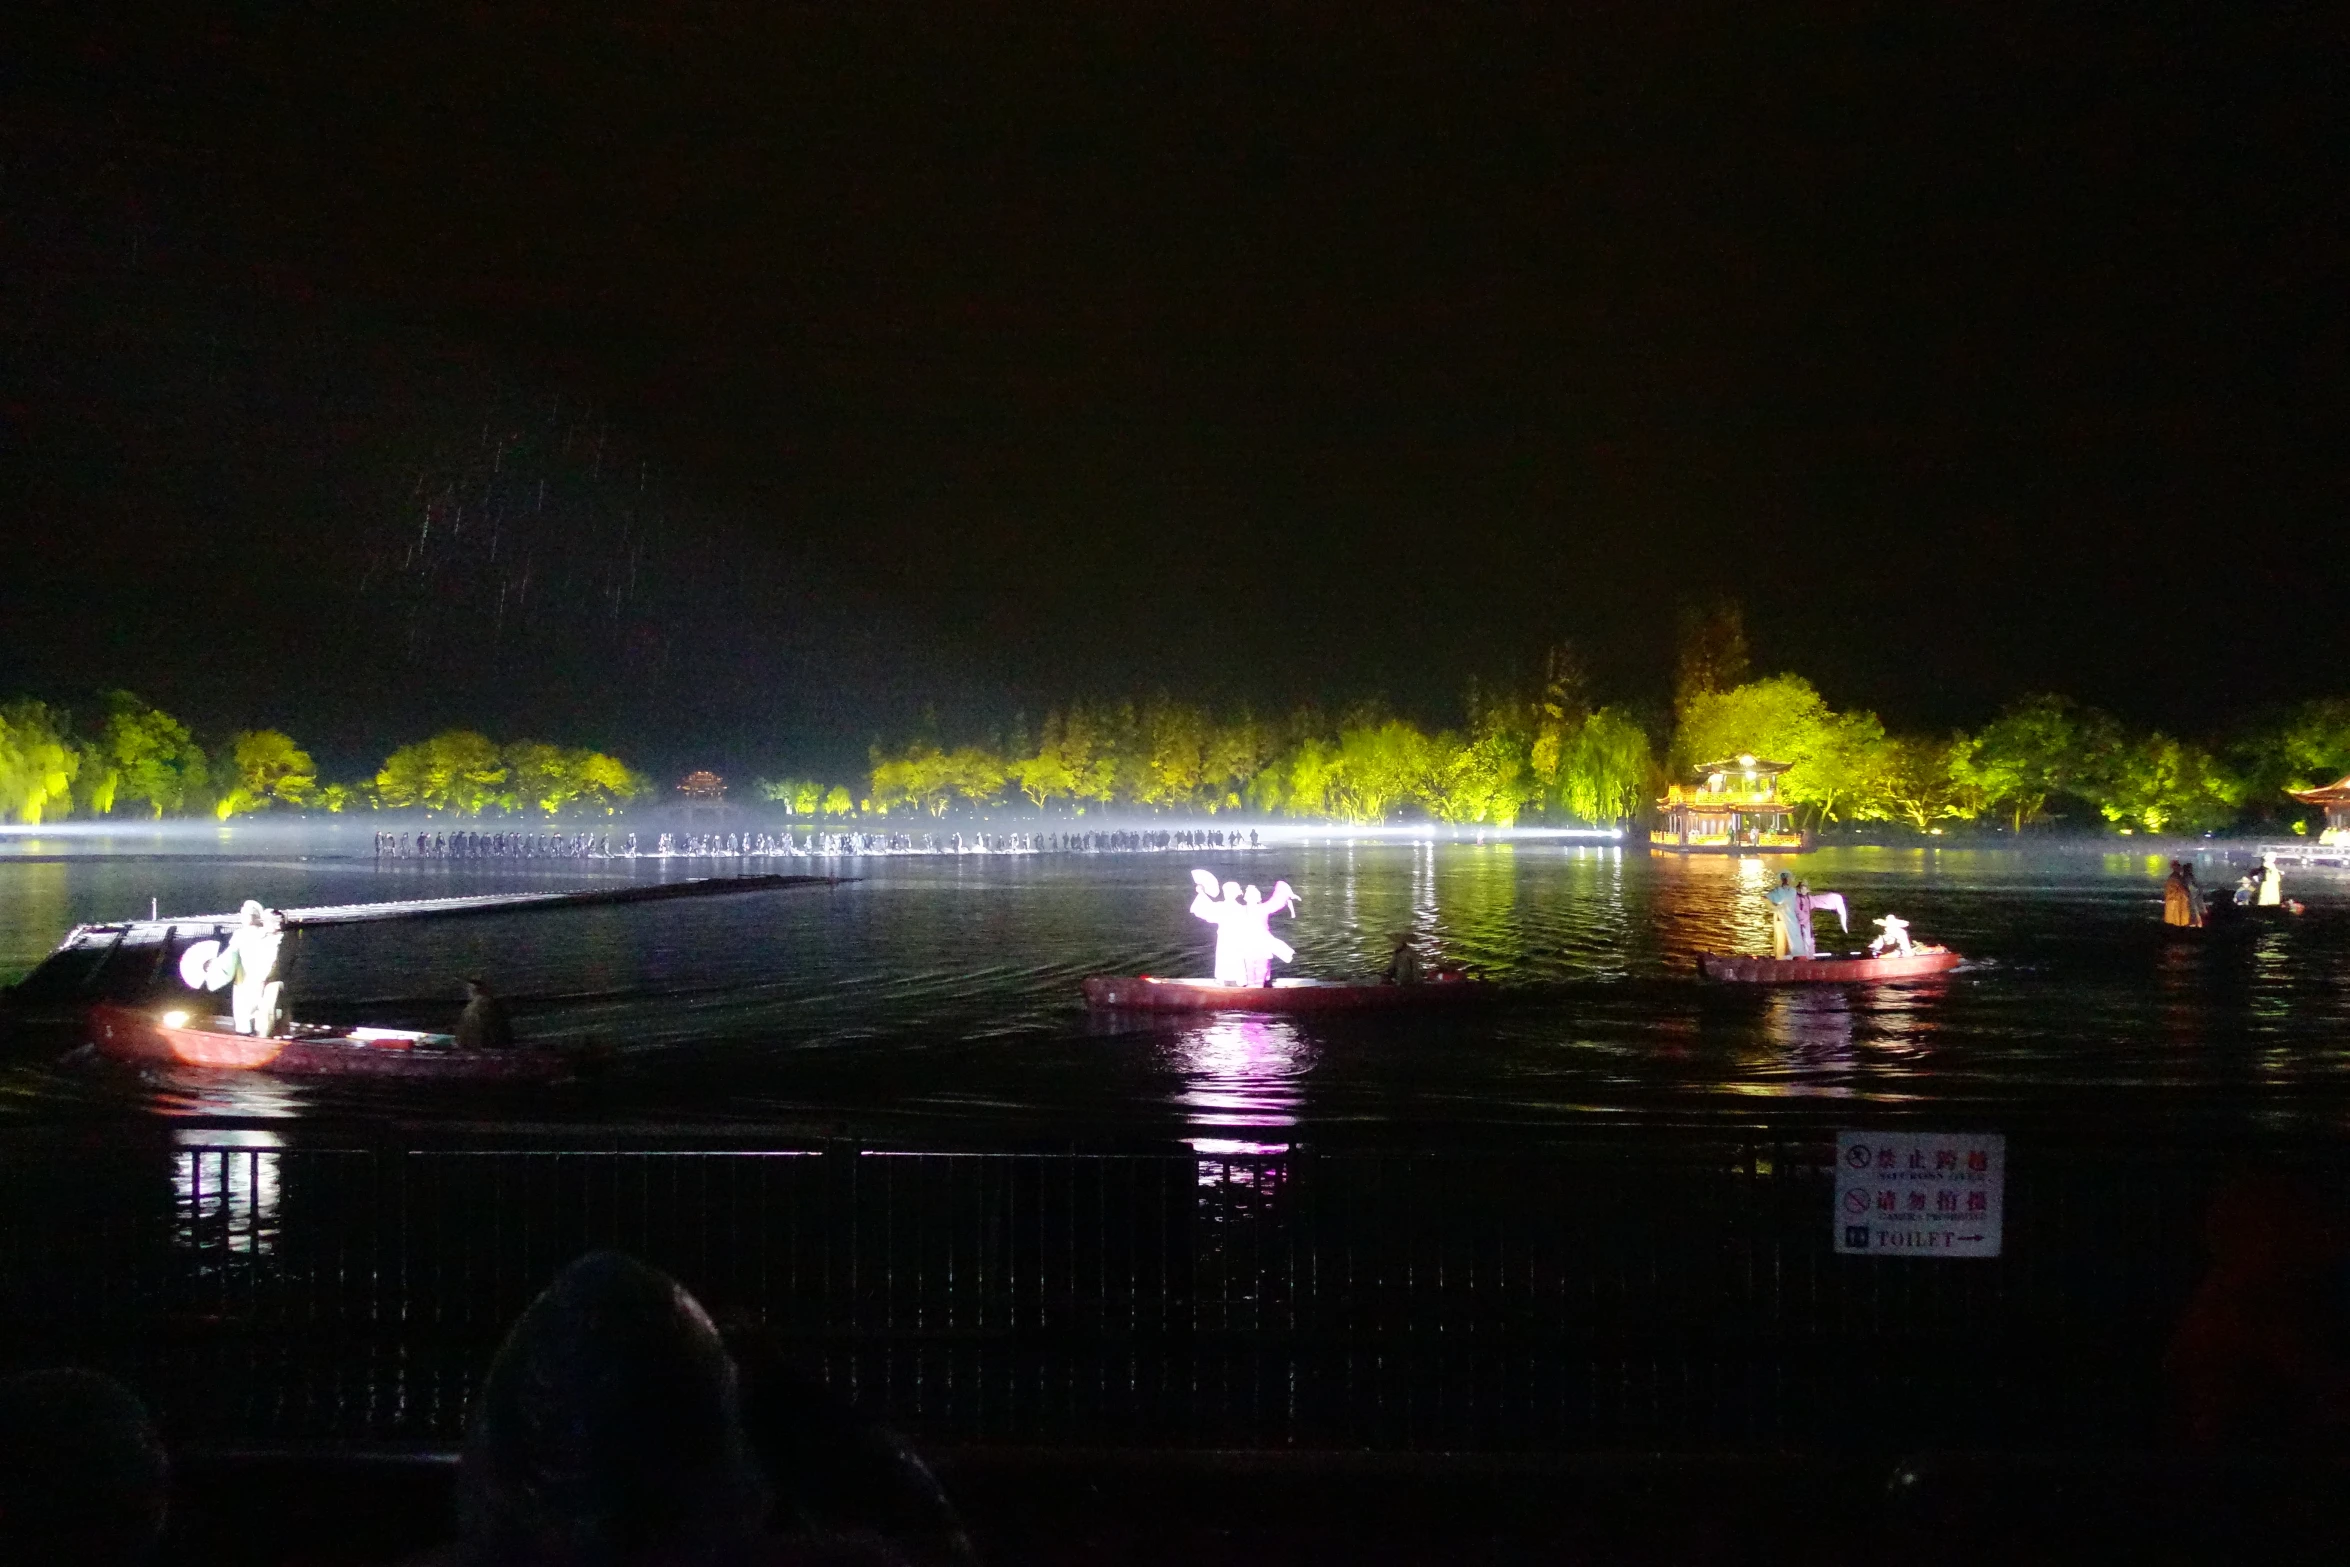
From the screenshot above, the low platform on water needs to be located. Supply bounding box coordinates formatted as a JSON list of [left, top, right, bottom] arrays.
[[1082, 974, 1495, 1013], [5, 875, 838, 1015], [86, 1003, 597, 1081], [1697, 948, 1961, 984]]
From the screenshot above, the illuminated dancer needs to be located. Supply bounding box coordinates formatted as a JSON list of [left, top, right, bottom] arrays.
[[1789, 881, 1822, 959], [215, 901, 285, 1037], [1868, 914, 1914, 957], [1764, 872, 1802, 957], [1233, 881, 1300, 986], [2257, 853, 2285, 908], [1190, 871, 1251, 984]]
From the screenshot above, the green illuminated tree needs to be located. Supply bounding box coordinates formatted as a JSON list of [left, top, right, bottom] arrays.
[[506, 742, 649, 815], [1852, 733, 1977, 832], [2091, 733, 2239, 835], [373, 731, 505, 815], [869, 741, 955, 816], [215, 730, 318, 818], [0, 701, 82, 824], [1555, 707, 1655, 824], [1950, 695, 2125, 832], [2226, 697, 2350, 826], [78, 692, 209, 817], [944, 745, 1007, 811]]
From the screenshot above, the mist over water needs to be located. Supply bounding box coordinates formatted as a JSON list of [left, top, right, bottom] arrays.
[[4, 830, 2347, 1146]]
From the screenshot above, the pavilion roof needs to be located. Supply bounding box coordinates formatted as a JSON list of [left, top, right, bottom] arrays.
[[1691, 757, 1792, 778], [2287, 774, 2350, 805]]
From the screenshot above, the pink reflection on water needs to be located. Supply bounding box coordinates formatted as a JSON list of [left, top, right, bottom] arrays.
[[1167, 1016, 1312, 1152]]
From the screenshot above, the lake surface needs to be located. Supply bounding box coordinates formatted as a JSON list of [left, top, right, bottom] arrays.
[[3, 834, 2345, 1146]]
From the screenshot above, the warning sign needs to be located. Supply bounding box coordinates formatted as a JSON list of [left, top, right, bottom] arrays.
[[1833, 1130, 2004, 1259]]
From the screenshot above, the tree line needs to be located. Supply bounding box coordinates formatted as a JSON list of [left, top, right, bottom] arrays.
[[11, 607, 2350, 834], [840, 609, 2350, 834], [0, 694, 648, 823]]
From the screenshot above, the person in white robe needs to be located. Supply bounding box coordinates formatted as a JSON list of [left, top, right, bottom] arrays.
[[1868, 914, 1913, 958], [1763, 874, 1801, 958], [2258, 854, 2285, 907], [1190, 871, 1251, 984], [1233, 881, 1300, 986], [214, 901, 286, 1036]]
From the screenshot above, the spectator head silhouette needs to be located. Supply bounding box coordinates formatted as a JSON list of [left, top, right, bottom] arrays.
[[2166, 1169, 2350, 1450], [0, 1367, 170, 1566], [456, 1251, 770, 1565]]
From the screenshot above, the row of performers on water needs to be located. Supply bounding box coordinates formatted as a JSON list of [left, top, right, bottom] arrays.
[[374, 828, 1265, 859], [2163, 855, 2300, 927], [1760, 872, 1922, 958], [188, 900, 518, 1050]]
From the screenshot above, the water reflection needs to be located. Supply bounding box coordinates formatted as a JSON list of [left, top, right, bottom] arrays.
[[1166, 1017, 1312, 1154], [172, 1127, 283, 1257]]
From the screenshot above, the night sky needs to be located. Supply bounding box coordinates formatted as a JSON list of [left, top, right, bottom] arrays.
[[4, 6, 2345, 775]]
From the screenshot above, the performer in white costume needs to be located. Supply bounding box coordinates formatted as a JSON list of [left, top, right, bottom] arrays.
[[1190, 872, 1301, 986], [1190, 871, 1251, 984], [1232, 882, 1299, 986], [1763, 873, 1802, 958], [1868, 914, 1913, 958], [215, 901, 286, 1036]]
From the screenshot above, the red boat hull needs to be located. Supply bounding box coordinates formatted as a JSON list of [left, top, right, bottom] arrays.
[[1696, 949, 1961, 984], [86, 1004, 591, 1081], [1082, 975, 1492, 1013]]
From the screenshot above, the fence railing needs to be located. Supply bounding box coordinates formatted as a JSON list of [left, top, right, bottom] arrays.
[[0, 1127, 2293, 1452]]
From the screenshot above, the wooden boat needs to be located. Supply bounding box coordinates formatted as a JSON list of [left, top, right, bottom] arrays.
[[1696, 948, 1961, 984], [85, 1003, 599, 1082], [1082, 974, 1493, 1013]]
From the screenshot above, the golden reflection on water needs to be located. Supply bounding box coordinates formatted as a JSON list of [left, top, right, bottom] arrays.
[[172, 1126, 284, 1257]]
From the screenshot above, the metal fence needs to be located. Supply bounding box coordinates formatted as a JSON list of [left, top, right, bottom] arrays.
[[0, 1127, 2278, 1452]]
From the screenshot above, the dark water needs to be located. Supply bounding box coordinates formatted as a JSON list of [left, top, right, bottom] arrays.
[[4, 837, 2346, 1145]]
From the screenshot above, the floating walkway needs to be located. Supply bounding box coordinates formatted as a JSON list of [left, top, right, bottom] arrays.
[[3, 876, 836, 1013], [2246, 840, 2350, 870]]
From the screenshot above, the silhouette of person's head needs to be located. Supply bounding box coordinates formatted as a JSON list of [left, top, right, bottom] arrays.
[[455, 1251, 769, 1565], [0, 1368, 170, 1566]]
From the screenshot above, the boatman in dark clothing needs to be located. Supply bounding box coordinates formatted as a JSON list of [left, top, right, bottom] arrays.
[[457, 978, 516, 1051], [1383, 932, 1425, 986]]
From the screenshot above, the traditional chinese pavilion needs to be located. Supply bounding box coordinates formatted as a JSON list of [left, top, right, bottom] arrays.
[[1650, 754, 1806, 854], [2288, 774, 2350, 844]]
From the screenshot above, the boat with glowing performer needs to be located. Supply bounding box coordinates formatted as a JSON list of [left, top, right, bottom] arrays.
[[84, 1002, 601, 1082]]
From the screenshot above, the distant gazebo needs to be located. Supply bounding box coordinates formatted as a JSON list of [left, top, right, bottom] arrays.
[[1650, 754, 1806, 855], [2288, 775, 2350, 844], [677, 770, 732, 827]]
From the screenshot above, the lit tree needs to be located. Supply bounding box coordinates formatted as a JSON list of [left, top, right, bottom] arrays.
[[373, 731, 505, 815], [1950, 695, 2125, 832], [0, 702, 81, 824], [2091, 733, 2239, 834], [79, 692, 209, 817], [216, 730, 319, 818], [943, 745, 1007, 811], [1555, 707, 1654, 824]]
